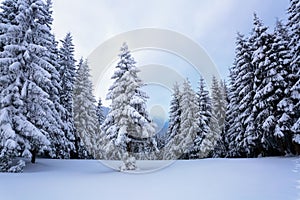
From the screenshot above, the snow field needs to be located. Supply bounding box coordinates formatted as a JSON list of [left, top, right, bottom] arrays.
[[0, 157, 298, 200]]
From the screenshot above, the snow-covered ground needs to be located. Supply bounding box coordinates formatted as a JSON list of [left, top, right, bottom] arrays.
[[0, 157, 299, 200]]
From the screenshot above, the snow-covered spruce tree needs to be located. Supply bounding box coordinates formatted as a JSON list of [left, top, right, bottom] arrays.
[[209, 76, 223, 156], [210, 77, 222, 135], [250, 14, 287, 156], [0, 0, 18, 24], [1, 0, 74, 160], [249, 14, 272, 156], [101, 43, 156, 170], [226, 33, 256, 157], [0, 0, 18, 53], [95, 98, 107, 159], [213, 80, 229, 157], [0, 0, 18, 92], [96, 98, 105, 125], [95, 129, 109, 160], [155, 130, 166, 151], [73, 59, 99, 159], [0, 0, 69, 171], [189, 77, 214, 159], [287, 0, 300, 152], [162, 82, 182, 158], [271, 20, 294, 154], [225, 66, 239, 157], [164, 79, 199, 159], [36, 0, 74, 159], [58, 33, 78, 158]]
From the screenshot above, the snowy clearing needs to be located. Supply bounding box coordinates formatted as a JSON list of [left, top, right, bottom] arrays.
[[0, 157, 299, 200]]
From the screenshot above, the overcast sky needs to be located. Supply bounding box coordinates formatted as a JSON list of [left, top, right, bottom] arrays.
[[51, 0, 290, 79], [0, 0, 292, 121]]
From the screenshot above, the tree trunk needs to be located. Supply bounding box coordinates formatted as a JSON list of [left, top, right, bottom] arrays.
[[31, 148, 36, 163], [70, 137, 79, 159], [127, 142, 132, 156], [294, 142, 300, 155]]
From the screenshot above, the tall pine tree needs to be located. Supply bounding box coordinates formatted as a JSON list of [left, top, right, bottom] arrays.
[[101, 43, 156, 170], [164, 83, 181, 146], [250, 14, 291, 156], [213, 80, 228, 157], [96, 98, 105, 125], [271, 20, 294, 154], [58, 33, 77, 158], [209, 76, 223, 155], [73, 59, 99, 158], [0, 0, 67, 171], [189, 77, 214, 158], [163, 82, 182, 159], [38, 0, 73, 159], [249, 14, 274, 156], [164, 79, 199, 159], [287, 0, 300, 151], [0, 0, 18, 53], [227, 33, 255, 157]]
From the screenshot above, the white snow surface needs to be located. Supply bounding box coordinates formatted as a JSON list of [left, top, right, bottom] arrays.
[[0, 157, 299, 200]]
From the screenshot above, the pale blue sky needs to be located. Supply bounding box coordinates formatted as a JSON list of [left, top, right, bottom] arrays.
[[0, 0, 291, 123], [51, 0, 290, 79], [50, 0, 290, 116]]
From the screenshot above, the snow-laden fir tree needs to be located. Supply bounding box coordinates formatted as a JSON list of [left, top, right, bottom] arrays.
[[0, 0, 67, 171], [164, 79, 199, 159], [270, 20, 294, 154], [213, 78, 227, 136], [162, 82, 182, 158], [95, 98, 107, 159], [0, 0, 18, 24], [189, 77, 214, 158], [213, 80, 228, 157], [0, 0, 18, 53], [209, 77, 223, 155], [96, 98, 105, 125], [247, 14, 271, 156], [226, 33, 255, 157], [73, 59, 99, 158], [225, 66, 240, 157], [226, 8, 299, 157], [287, 0, 300, 150], [250, 14, 286, 156], [37, 0, 74, 159], [155, 129, 167, 151], [101, 43, 156, 170], [58, 33, 78, 158], [210, 77, 222, 135], [0, 0, 18, 92]]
